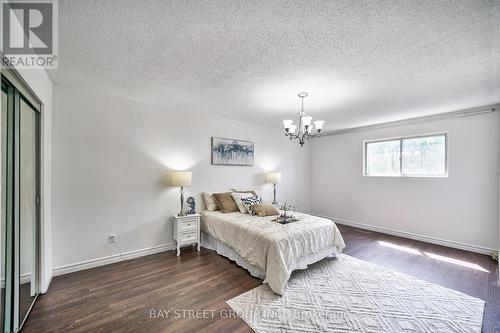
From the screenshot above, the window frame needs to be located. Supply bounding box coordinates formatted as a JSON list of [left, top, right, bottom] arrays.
[[363, 132, 448, 178]]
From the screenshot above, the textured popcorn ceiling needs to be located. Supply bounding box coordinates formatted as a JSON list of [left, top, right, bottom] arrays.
[[49, 0, 500, 130]]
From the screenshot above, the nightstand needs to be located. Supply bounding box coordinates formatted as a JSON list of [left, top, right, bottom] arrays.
[[173, 214, 200, 256]]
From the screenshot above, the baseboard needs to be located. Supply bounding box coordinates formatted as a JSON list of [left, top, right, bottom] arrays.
[[315, 215, 496, 255], [20, 272, 31, 284], [1, 272, 32, 288], [2, 272, 53, 293], [53, 243, 175, 277]]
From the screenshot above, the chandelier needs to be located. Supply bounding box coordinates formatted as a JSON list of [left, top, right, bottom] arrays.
[[282, 92, 324, 147]]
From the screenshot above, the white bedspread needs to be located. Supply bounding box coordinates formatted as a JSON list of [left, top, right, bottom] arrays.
[[201, 211, 345, 295]]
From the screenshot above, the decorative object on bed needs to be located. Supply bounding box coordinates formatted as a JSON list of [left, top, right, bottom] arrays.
[[171, 171, 192, 216], [272, 216, 299, 224], [211, 137, 254, 166], [227, 255, 485, 333], [240, 195, 264, 215], [280, 203, 295, 217], [265, 172, 281, 204], [282, 92, 324, 147], [272, 203, 297, 223], [231, 192, 254, 213], [252, 203, 279, 217], [203, 192, 220, 211], [213, 192, 239, 213], [273, 202, 286, 209], [186, 197, 196, 214]]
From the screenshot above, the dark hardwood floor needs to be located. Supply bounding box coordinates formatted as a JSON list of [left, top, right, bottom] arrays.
[[23, 224, 499, 333]]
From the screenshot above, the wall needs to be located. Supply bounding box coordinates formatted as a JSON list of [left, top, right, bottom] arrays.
[[311, 111, 499, 253], [52, 85, 311, 273], [17, 68, 53, 293]]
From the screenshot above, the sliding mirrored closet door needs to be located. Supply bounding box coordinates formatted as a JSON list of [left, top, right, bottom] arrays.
[[19, 97, 39, 327], [1, 72, 41, 333], [1, 80, 9, 333]]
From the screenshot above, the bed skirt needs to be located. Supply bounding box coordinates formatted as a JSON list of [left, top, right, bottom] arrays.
[[201, 231, 341, 282], [201, 231, 266, 278]]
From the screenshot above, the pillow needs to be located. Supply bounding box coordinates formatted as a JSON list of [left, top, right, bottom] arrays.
[[240, 195, 264, 215], [203, 192, 220, 211], [231, 189, 258, 196], [231, 192, 254, 213], [253, 203, 279, 217], [213, 192, 239, 213]]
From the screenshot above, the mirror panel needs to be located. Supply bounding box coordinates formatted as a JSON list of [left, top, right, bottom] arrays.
[[1, 85, 7, 332], [19, 98, 38, 324]]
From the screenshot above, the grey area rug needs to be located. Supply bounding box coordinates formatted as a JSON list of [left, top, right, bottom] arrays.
[[227, 254, 484, 333]]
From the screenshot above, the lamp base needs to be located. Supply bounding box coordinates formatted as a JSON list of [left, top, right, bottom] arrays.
[[179, 187, 185, 216], [272, 184, 277, 204]]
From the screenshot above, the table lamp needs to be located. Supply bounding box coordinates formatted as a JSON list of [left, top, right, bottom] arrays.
[[266, 172, 281, 204], [171, 171, 192, 216]]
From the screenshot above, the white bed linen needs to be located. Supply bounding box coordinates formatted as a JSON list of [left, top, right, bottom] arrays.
[[201, 210, 345, 295]]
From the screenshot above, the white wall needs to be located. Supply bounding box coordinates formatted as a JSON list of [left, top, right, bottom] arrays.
[[311, 111, 499, 252], [17, 68, 53, 293], [52, 85, 311, 271]]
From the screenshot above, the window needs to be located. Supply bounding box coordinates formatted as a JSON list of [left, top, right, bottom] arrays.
[[364, 134, 447, 177]]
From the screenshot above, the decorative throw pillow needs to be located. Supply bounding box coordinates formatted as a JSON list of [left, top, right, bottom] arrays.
[[231, 192, 254, 213], [231, 189, 258, 196], [213, 192, 239, 213], [252, 203, 279, 217], [240, 195, 264, 215], [203, 192, 220, 211]]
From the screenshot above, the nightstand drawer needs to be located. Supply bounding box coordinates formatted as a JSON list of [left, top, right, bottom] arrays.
[[180, 230, 197, 243], [179, 219, 197, 230]]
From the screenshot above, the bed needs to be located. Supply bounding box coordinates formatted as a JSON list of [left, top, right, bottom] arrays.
[[200, 210, 345, 295]]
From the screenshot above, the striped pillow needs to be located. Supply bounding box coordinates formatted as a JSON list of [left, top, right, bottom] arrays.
[[241, 196, 264, 215]]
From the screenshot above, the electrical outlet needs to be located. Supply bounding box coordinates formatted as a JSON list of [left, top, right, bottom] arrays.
[[108, 234, 116, 243]]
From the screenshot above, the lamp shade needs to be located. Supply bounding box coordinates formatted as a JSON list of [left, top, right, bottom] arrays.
[[266, 172, 282, 184], [283, 119, 293, 129], [301, 116, 312, 127], [171, 171, 192, 187], [314, 120, 324, 130]]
